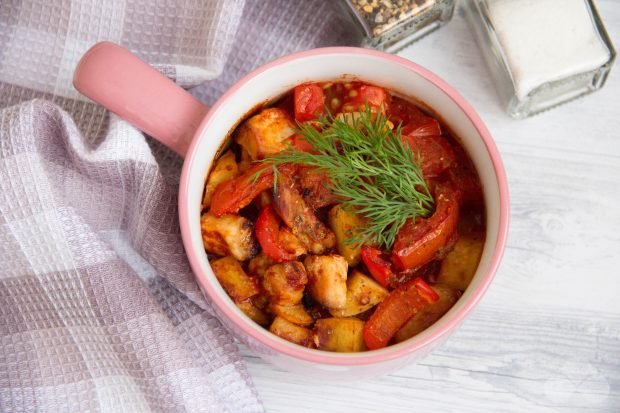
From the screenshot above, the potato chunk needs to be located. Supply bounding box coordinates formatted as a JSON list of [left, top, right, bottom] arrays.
[[235, 108, 295, 160], [277, 228, 307, 258], [393, 285, 461, 343], [314, 318, 366, 352], [201, 212, 258, 261], [328, 205, 367, 266], [247, 252, 275, 278], [329, 270, 388, 317], [436, 232, 484, 291], [272, 303, 313, 326], [238, 147, 252, 173], [236, 300, 272, 327], [270, 316, 314, 347], [202, 150, 239, 208], [304, 255, 348, 310], [262, 262, 308, 306], [210, 256, 260, 302]]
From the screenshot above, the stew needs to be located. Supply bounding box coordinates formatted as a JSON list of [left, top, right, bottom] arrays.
[[200, 81, 485, 352]]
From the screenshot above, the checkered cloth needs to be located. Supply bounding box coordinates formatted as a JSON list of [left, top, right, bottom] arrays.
[[0, 0, 358, 412]]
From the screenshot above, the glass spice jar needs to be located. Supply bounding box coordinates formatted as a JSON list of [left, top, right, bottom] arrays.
[[340, 0, 457, 52], [464, 0, 616, 119]]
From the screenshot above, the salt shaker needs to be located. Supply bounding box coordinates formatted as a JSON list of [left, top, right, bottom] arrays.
[[464, 0, 616, 119], [341, 0, 457, 52]]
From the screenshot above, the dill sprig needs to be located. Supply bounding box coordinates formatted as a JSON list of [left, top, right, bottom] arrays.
[[259, 105, 435, 249]]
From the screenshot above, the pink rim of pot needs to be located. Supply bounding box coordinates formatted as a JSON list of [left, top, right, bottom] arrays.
[[178, 47, 510, 366]]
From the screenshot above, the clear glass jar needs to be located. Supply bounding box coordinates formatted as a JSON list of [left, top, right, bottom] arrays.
[[341, 0, 457, 52], [464, 0, 616, 119]]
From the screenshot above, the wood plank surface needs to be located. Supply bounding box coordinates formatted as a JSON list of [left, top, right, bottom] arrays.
[[245, 2, 620, 411]]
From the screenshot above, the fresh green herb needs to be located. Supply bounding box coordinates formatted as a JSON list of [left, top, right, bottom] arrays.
[[258, 105, 434, 249]]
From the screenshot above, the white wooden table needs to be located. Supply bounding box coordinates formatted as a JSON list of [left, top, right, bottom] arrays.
[[241, 2, 620, 412]]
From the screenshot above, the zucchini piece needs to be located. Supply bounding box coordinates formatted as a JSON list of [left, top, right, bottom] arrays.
[[329, 270, 388, 317], [436, 232, 484, 291], [314, 317, 366, 352], [327, 205, 367, 266], [270, 316, 314, 348]]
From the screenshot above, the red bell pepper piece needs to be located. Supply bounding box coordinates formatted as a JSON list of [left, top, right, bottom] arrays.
[[444, 144, 484, 206], [255, 205, 297, 262], [412, 277, 440, 304], [361, 246, 395, 288], [401, 134, 457, 178], [391, 184, 460, 271], [294, 83, 325, 121], [288, 133, 315, 153], [387, 96, 430, 126], [401, 118, 441, 138], [210, 164, 274, 217], [346, 85, 389, 112], [362, 277, 439, 350], [357, 85, 389, 109]]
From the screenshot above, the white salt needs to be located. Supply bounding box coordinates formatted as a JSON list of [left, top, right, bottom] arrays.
[[486, 0, 611, 100]]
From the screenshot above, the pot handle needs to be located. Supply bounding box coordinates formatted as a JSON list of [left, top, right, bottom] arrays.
[[73, 41, 209, 157]]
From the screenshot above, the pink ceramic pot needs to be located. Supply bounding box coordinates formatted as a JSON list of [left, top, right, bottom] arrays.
[[73, 42, 509, 380]]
